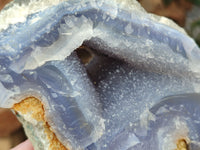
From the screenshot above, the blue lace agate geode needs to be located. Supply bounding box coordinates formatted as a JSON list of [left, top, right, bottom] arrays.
[[0, 0, 200, 150]]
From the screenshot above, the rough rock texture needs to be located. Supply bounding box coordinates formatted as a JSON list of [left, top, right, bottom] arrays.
[[0, 0, 200, 150], [13, 97, 67, 150]]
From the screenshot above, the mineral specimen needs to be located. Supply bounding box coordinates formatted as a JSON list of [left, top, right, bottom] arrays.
[[0, 0, 200, 150]]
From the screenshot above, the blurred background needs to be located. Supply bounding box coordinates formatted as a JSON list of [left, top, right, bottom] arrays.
[[0, 0, 199, 149]]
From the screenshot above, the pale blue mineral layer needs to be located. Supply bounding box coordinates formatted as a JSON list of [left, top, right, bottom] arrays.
[[0, 0, 200, 150]]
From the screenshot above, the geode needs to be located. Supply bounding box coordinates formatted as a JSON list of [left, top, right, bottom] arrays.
[[0, 0, 200, 150]]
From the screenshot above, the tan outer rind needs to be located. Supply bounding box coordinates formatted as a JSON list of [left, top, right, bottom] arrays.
[[12, 97, 69, 150], [175, 139, 188, 150]]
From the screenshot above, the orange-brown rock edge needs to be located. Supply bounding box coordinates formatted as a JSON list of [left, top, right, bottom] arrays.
[[175, 139, 188, 150], [12, 97, 68, 150]]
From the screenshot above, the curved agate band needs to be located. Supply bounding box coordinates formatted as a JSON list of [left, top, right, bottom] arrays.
[[0, 0, 199, 74], [1, 0, 200, 150]]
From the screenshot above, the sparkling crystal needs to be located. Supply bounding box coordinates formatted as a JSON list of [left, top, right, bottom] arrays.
[[0, 0, 200, 150]]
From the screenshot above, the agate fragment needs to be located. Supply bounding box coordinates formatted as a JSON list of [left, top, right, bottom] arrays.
[[0, 0, 200, 150]]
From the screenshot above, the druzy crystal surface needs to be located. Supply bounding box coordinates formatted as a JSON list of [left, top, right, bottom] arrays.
[[0, 0, 200, 150]]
